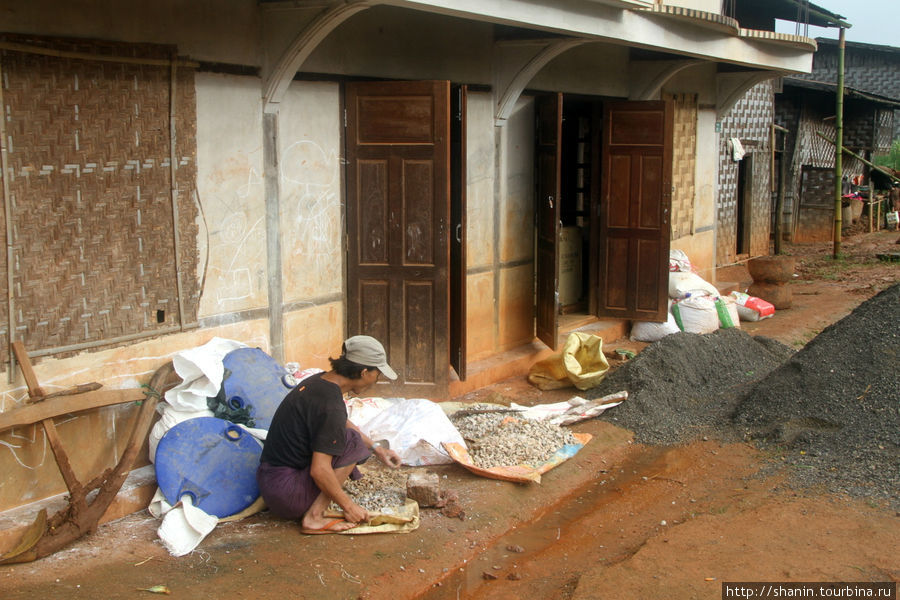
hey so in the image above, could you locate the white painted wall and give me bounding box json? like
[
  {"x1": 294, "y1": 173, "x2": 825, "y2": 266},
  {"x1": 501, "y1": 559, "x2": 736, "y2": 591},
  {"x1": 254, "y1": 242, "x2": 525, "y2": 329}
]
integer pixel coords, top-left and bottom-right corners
[
  {"x1": 195, "y1": 73, "x2": 268, "y2": 317},
  {"x1": 278, "y1": 81, "x2": 343, "y2": 303},
  {"x1": 466, "y1": 93, "x2": 496, "y2": 270},
  {"x1": 303, "y1": 6, "x2": 494, "y2": 84},
  {"x1": 663, "y1": 0, "x2": 723, "y2": 13},
  {"x1": 530, "y1": 43, "x2": 630, "y2": 97}
]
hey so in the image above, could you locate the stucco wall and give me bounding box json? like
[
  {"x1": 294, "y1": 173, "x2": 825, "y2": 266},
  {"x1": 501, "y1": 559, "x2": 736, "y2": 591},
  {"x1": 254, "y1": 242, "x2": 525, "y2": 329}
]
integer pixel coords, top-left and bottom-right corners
[
  {"x1": 278, "y1": 81, "x2": 346, "y2": 369},
  {"x1": 195, "y1": 73, "x2": 268, "y2": 316},
  {"x1": 465, "y1": 94, "x2": 536, "y2": 362}
]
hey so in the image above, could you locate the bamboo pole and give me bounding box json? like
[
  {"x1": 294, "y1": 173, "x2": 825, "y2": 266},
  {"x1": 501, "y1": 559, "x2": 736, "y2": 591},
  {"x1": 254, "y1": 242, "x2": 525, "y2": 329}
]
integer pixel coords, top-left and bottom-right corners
[
  {"x1": 833, "y1": 27, "x2": 845, "y2": 259},
  {"x1": 0, "y1": 59, "x2": 16, "y2": 383},
  {"x1": 774, "y1": 124, "x2": 789, "y2": 255},
  {"x1": 814, "y1": 132, "x2": 900, "y2": 183}
]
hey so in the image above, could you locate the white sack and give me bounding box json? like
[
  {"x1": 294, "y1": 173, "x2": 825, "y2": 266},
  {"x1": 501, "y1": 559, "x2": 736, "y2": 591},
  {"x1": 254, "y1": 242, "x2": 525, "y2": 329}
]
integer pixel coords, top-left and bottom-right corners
[
  {"x1": 151, "y1": 490, "x2": 218, "y2": 557},
  {"x1": 630, "y1": 311, "x2": 680, "y2": 342},
  {"x1": 164, "y1": 337, "x2": 247, "y2": 412},
  {"x1": 668, "y1": 249, "x2": 693, "y2": 273},
  {"x1": 671, "y1": 296, "x2": 720, "y2": 334},
  {"x1": 668, "y1": 271, "x2": 719, "y2": 299}
]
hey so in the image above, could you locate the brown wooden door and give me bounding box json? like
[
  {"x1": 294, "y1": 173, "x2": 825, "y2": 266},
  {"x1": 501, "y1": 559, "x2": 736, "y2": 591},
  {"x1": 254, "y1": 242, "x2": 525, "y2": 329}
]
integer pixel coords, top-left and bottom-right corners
[
  {"x1": 450, "y1": 84, "x2": 467, "y2": 381},
  {"x1": 535, "y1": 93, "x2": 562, "y2": 349},
  {"x1": 345, "y1": 81, "x2": 451, "y2": 397},
  {"x1": 598, "y1": 100, "x2": 672, "y2": 322}
]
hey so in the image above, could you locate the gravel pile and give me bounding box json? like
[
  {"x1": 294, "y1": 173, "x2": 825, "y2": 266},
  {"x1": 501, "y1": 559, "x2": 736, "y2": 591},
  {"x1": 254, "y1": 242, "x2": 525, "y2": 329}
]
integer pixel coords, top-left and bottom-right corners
[
  {"x1": 586, "y1": 327, "x2": 794, "y2": 445},
  {"x1": 733, "y1": 283, "x2": 899, "y2": 504},
  {"x1": 333, "y1": 466, "x2": 408, "y2": 512},
  {"x1": 451, "y1": 410, "x2": 577, "y2": 468},
  {"x1": 584, "y1": 284, "x2": 898, "y2": 506}
]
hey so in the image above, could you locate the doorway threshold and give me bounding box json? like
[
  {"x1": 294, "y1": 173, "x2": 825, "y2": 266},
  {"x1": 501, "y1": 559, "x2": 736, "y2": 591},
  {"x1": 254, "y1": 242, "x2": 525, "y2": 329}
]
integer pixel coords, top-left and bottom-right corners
[{"x1": 449, "y1": 317, "x2": 628, "y2": 399}]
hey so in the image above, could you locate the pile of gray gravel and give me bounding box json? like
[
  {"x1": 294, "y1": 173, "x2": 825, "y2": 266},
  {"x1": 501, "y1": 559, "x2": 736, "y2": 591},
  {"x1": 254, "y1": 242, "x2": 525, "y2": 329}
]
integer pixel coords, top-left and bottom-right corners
[
  {"x1": 587, "y1": 283, "x2": 898, "y2": 506},
  {"x1": 732, "y1": 283, "x2": 899, "y2": 505},
  {"x1": 587, "y1": 327, "x2": 794, "y2": 445}
]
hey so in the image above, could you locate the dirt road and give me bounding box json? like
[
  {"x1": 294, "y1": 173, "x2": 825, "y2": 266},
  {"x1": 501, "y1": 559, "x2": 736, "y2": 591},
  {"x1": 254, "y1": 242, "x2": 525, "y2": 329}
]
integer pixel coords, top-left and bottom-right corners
[{"x1": 1, "y1": 231, "x2": 897, "y2": 599}]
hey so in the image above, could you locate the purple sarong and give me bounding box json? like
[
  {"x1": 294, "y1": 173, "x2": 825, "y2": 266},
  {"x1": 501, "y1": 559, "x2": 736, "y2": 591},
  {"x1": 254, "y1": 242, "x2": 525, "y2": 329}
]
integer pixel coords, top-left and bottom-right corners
[{"x1": 256, "y1": 428, "x2": 371, "y2": 520}]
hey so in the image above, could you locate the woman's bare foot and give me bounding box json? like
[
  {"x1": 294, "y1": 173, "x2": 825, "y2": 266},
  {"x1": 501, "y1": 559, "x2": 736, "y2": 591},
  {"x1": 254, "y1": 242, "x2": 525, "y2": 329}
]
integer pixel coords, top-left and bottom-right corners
[{"x1": 300, "y1": 511, "x2": 358, "y2": 534}]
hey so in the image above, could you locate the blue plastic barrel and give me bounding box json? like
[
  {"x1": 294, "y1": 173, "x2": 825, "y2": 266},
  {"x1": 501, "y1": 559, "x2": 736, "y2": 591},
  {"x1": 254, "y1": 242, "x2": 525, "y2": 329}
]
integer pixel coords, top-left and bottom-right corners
[
  {"x1": 221, "y1": 347, "x2": 294, "y2": 430},
  {"x1": 155, "y1": 417, "x2": 262, "y2": 518}
]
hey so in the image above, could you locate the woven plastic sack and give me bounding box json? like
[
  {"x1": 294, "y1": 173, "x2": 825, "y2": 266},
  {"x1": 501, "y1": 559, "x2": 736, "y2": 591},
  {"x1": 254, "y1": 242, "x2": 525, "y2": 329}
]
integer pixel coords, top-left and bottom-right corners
[
  {"x1": 528, "y1": 332, "x2": 610, "y2": 391},
  {"x1": 671, "y1": 296, "x2": 720, "y2": 334},
  {"x1": 714, "y1": 296, "x2": 741, "y2": 329},
  {"x1": 669, "y1": 271, "x2": 719, "y2": 299}
]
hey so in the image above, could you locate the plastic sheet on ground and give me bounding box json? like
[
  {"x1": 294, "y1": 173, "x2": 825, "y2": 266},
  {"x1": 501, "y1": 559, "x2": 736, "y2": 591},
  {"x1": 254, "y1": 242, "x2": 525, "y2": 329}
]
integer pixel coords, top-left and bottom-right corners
[
  {"x1": 442, "y1": 432, "x2": 592, "y2": 484},
  {"x1": 349, "y1": 397, "x2": 466, "y2": 466},
  {"x1": 510, "y1": 391, "x2": 627, "y2": 426},
  {"x1": 332, "y1": 499, "x2": 420, "y2": 535}
]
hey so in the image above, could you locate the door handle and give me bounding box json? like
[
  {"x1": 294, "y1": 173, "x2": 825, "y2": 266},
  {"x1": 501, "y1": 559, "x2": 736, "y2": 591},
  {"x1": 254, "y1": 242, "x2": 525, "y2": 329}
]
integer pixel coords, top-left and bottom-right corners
[
  {"x1": 455, "y1": 223, "x2": 462, "y2": 243},
  {"x1": 548, "y1": 195, "x2": 554, "y2": 209}
]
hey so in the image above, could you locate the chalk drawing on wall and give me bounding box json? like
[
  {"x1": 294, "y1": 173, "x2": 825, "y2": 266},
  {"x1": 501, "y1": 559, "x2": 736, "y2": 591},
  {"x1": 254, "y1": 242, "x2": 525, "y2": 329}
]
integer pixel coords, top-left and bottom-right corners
[
  {"x1": 203, "y1": 150, "x2": 267, "y2": 310},
  {"x1": 281, "y1": 140, "x2": 342, "y2": 293}
]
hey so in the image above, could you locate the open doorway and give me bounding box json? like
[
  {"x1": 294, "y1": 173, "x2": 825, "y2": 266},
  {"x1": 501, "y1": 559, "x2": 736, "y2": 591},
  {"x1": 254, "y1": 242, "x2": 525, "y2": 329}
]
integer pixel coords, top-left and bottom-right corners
[
  {"x1": 534, "y1": 94, "x2": 672, "y2": 349},
  {"x1": 736, "y1": 153, "x2": 754, "y2": 256},
  {"x1": 558, "y1": 97, "x2": 598, "y2": 318}
]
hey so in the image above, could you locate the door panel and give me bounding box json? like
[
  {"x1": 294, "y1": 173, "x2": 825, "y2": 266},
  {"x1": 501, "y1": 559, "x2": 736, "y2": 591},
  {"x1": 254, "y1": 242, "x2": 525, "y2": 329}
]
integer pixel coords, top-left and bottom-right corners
[
  {"x1": 347, "y1": 81, "x2": 450, "y2": 397},
  {"x1": 535, "y1": 93, "x2": 562, "y2": 349},
  {"x1": 450, "y1": 85, "x2": 467, "y2": 380},
  {"x1": 598, "y1": 100, "x2": 672, "y2": 322}
]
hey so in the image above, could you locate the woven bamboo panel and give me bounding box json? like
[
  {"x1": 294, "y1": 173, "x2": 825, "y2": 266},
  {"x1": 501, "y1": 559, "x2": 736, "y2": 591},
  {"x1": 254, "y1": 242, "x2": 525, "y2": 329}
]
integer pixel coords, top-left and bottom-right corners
[
  {"x1": 793, "y1": 43, "x2": 900, "y2": 141},
  {"x1": 875, "y1": 109, "x2": 894, "y2": 152},
  {"x1": 666, "y1": 93, "x2": 697, "y2": 240},
  {"x1": 795, "y1": 166, "x2": 835, "y2": 243},
  {"x1": 0, "y1": 36, "x2": 198, "y2": 364},
  {"x1": 748, "y1": 152, "x2": 771, "y2": 257},
  {"x1": 716, "y1": 81, "x2": 773, "y2": 265}
]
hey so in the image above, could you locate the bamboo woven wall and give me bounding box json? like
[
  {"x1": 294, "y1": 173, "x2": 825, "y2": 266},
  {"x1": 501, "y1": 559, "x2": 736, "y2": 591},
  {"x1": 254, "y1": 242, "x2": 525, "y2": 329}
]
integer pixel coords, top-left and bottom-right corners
[
  {"x1": 716, "y1": 80, "x2": 772, "y2": 265},
  {"x1": 666, "y1": 93, "x2": 698, "y2": 240},
  {"x1": 795, "y1": 166, "x2": 835, "y2": 243},
  {"x1": 793, "y1": 41, "x2": 900, "y2": 140},
  {"x1": 0, "y1": 35, "x2": 199, "y2": 365}
]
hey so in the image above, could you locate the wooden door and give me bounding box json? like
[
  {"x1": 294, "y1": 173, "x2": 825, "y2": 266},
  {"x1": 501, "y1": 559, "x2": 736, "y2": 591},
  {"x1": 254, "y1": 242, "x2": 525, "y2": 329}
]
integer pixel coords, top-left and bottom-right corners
[
  {"x1": 535, "y1": 93, "x2": 562, "y2": 349},
  {"x1": 598, "y1": 100, "x2": 672, "y2": 322},
  {"x1": 345, "y1": 81, "x2": 451, "y2": 397},
  {"x1": 450, "y1": 84, "x2": 467, "y2": 381}
]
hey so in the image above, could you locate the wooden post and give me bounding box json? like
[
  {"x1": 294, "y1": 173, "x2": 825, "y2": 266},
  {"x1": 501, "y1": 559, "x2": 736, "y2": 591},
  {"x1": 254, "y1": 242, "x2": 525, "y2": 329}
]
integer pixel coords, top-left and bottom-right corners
[{"x1": 833, "y1": 27, "x2": 845, "y2": 258}]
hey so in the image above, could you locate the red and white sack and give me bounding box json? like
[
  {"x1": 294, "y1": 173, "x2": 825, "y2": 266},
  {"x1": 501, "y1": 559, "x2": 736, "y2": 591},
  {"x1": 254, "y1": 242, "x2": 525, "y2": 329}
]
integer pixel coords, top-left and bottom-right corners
[
  {"x1": 669, "y1": 271, "x2": 719, "y2": 299},
  {"x1": 669, "y1": 249, "x2": 693, "y2": 272},
  {"x1": 670, "y1": 296, "x2": 720, "y2": 334},
  {"x1": 729, "y1": 291, "x2": 775, "y2": 322}
]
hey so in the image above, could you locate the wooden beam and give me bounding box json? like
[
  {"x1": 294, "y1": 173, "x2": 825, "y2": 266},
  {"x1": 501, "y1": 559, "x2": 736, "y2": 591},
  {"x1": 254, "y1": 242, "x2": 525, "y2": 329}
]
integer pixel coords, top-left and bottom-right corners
[{"x1": 0, "y1": 388, "x2": 143, "y2": 433}]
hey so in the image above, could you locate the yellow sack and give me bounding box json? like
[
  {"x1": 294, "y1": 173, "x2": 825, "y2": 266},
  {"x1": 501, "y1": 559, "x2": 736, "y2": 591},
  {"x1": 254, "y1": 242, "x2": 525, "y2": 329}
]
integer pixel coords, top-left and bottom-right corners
[{"x1": 528, "y1": 332, "x2": 610, "y2": 391}]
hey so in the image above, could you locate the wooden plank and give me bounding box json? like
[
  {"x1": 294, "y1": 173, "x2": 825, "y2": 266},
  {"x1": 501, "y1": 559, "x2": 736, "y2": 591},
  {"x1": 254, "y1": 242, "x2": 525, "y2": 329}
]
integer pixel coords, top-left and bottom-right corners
[
  {"x1": 0, "y1": 388, "x2": 143, "y2": 433},
  {"x1": 10, "y1": 342, "x2": 83, "y2": 493},
  {"x1": 40, "y1": 417, "x2": 83, "y2": 495},
  {"x1": 12, "y1": 341, "x2": 45, "y2": 398}
]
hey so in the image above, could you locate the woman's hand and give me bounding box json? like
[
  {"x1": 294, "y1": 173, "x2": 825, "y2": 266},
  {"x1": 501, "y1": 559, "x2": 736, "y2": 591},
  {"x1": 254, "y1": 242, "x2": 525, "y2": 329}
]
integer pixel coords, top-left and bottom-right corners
[{"x1": 374, "y1": 446, "x2": 402, "y2": 468}]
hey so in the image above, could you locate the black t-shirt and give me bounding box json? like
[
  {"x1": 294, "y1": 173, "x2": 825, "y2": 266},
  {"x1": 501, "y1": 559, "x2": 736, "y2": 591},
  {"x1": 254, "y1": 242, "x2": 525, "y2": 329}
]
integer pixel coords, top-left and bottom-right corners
[{"x1": 260, "y1": 372, "x2": 347, "y2": 469}]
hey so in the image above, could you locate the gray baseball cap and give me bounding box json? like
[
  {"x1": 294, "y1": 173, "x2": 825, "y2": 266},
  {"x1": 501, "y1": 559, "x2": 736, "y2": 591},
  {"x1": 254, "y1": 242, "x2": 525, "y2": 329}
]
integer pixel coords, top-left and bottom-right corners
[{"x1": 343, "y1": 335, "x2": 398, "y2": 380}]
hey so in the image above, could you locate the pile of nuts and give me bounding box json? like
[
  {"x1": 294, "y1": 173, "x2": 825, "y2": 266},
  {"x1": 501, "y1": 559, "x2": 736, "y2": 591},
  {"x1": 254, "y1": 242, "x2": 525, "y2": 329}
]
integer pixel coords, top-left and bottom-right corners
[
  {"x1": 332, "y1": 465, "x2": 408, "y2": 512},
  {"x1": 450, "y1": 407, "x2": 578, "y2": 469}
]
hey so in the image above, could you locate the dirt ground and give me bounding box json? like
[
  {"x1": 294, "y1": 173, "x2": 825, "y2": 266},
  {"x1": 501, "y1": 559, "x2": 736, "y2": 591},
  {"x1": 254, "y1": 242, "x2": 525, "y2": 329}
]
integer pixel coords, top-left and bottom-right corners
[{"x1": 1, "y1": 230, "x2": 898, "y2": 599}]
